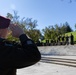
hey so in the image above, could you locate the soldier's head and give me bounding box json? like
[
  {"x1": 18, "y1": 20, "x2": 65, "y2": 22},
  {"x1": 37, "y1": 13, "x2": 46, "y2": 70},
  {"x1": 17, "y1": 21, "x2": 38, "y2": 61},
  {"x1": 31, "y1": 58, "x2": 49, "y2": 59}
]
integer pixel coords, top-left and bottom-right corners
[{"x1": 0, "y1": 16, "x2": 11, "y2": 38}]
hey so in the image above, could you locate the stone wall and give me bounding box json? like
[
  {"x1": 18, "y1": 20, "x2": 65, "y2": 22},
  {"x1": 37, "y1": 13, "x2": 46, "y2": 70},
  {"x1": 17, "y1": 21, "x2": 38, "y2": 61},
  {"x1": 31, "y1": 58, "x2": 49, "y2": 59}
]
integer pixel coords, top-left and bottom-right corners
[{"x1": 38, "y1": 45, "x2": 76, "y2": 56}]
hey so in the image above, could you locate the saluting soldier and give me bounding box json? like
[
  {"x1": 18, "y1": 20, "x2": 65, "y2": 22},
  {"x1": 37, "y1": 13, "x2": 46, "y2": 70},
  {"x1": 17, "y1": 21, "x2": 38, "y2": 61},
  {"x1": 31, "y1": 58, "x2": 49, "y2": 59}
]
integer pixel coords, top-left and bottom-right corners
[{"x1": 0, "y1": 16, "x2": 41, "y2": 75}]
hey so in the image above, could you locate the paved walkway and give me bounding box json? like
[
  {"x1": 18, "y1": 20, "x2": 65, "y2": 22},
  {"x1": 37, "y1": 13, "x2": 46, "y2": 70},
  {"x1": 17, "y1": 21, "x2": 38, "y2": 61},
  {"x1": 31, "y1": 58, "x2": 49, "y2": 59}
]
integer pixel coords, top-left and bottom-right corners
[{"x1": 17, "y1": 56, "x2": 76, "y2": 75}]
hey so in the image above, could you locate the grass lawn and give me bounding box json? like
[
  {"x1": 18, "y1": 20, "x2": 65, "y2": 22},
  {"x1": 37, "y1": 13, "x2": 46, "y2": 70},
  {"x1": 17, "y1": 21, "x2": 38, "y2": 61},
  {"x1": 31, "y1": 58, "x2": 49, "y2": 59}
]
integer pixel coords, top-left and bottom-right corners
[{"x1": 65, "y1": 31, "x2": 76, "y2": 42}]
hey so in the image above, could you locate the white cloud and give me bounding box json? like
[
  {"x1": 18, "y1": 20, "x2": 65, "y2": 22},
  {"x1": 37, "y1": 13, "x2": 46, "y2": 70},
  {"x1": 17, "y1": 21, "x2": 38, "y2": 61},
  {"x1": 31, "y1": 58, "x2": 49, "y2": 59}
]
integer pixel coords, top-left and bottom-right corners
[{"x1": 10, "y1": 4, "x2": 16, "y2": 10}]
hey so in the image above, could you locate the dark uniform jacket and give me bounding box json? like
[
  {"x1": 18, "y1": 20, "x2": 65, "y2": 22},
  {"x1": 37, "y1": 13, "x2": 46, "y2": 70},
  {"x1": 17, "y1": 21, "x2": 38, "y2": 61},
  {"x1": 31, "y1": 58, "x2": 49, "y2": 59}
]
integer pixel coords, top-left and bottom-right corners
[{"x1": 0, "y1": 34, "x2": 41, "y2": 75}]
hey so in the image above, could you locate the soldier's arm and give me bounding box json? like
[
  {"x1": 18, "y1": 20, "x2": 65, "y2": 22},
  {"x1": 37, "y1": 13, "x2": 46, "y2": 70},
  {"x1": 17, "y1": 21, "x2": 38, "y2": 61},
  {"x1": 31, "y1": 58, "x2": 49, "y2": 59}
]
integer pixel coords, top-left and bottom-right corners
[{"x1": 0, "y1": 34, "x2": 41, "y2": 69}]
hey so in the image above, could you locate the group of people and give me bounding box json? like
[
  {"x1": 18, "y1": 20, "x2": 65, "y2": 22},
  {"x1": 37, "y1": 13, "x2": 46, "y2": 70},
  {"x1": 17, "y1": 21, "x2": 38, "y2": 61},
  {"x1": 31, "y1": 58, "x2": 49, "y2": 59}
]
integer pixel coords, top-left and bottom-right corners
[
  {"x1": 37, "y1": 33, "x2": 74, "y2": 46},
  {"x1": 57, "y1": 34, "x2": 74, "y2": 45}
]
